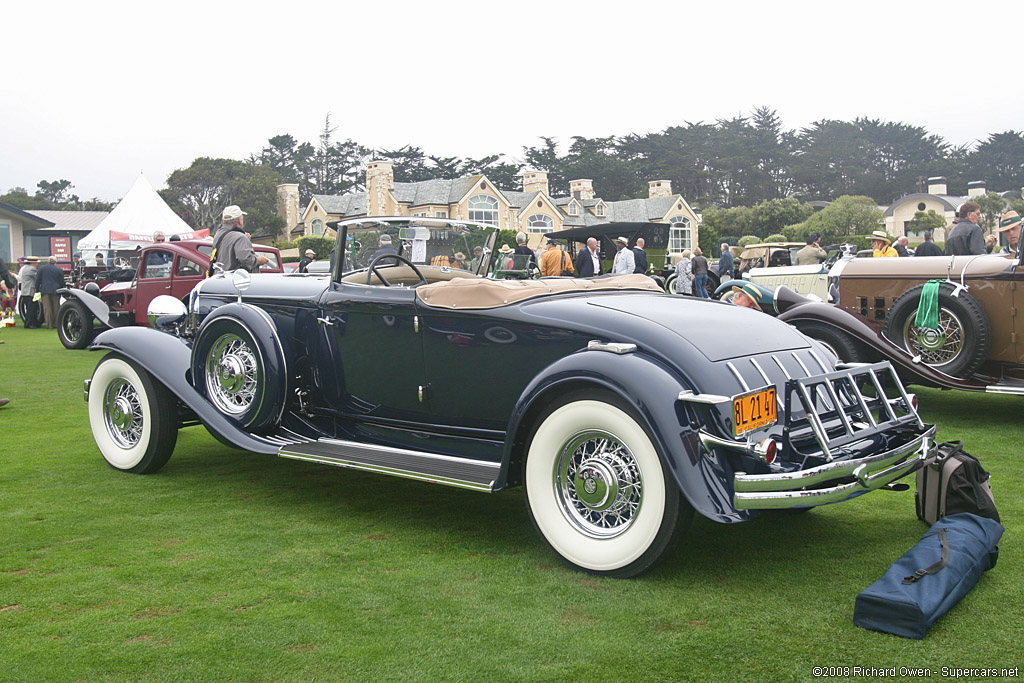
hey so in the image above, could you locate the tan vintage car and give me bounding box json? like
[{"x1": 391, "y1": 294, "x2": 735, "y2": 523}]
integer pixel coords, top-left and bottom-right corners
[{"x1": 777, "y1": 251, "x2": 1024, "y2": 394}]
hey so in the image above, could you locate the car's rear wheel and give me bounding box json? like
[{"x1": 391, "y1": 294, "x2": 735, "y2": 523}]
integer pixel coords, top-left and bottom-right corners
[
  {"x1": 794, "y1": 321, "x2": 863, "y2": 363},
  {"x1": 88, "y1": 354, "x2": 177, "y2": 473},
  {"x1": 57, "y1": 299, "x2": 94, "y2": 349},
  {"x1": 524, "y1": 391, "x2": 691, "y2": 578},
  {"x1": 883, "y1": 283, "x2": 989, "y2": 377}
]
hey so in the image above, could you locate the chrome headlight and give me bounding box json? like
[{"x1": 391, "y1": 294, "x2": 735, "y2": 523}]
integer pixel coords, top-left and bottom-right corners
[{"x1": 147, "y1": 295, "x2": 188, "y2": 330}]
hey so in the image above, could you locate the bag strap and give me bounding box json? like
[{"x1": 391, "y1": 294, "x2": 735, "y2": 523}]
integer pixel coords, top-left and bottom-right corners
[{"x1": 902, "y1": 527, "x2": 949, "y2": 584}]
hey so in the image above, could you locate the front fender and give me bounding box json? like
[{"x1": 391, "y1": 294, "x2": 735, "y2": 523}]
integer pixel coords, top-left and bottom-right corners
[
  {"x1": 502, "y1": 349, "x2": 751, "y2": 523},
  {"x1": 59, "y1": 287, "x2": 111, "y2": 327},
  {"x1": 777, "y1": 301, "x2": 987, "y2": 391},
  {"x1": 89, "y1": 326, "x2": 280, "y2": 454}
]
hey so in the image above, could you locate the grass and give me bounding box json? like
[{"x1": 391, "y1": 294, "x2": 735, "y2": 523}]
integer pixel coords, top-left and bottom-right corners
[{"x1": 1, "y1": 324, "x2": 1021, "y2": 681}]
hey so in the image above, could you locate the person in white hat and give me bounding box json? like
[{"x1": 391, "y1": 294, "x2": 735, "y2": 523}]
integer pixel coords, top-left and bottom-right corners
[
  {"x1": 869, "y1": 231, "x2": 898, "y2": 258},
  {"x1": 611, "y1": 236, "x2": 635, "y2": 274},
  {"x1": 212, "y1": 205, "x2": 268, "y2": 273},
  {"x1": 299, "y1": 248, "x2": 316, "y2": 273}
]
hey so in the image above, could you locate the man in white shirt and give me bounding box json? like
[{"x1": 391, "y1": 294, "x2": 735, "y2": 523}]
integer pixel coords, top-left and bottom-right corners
[{"x1": 611, "y1": 236, "x2": 635, "y2": 274}]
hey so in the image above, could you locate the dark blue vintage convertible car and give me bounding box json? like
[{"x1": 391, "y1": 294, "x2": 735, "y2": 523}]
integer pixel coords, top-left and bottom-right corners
[{"x1": 84, "y1": 217, "x2": 936, "y2": 577}]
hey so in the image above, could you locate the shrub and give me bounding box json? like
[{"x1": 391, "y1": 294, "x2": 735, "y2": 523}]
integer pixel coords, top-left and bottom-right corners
[
  {"x1": 295, "y1": 235, "x2": 335, "y2": 261},
  {"x1": 737, "y1": 235, "x2": 761, "y2": 247}
]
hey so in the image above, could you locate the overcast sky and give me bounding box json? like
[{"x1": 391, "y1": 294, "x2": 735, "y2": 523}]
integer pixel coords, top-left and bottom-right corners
[{"x1": 3, "y1": 0, "x2": 1021, "y2": 203}]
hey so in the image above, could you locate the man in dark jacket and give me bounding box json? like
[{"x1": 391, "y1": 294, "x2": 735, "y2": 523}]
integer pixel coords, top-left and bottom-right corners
[
  {"x1": 944, "y1": 202, "x2": 989, "y2": 256},
  {"x1": 913, "y1": 231, "x2": 943, "y2": 257},
  {"x1": 717, "y1": 243, "x2": 734, "y2": 281},
  {"x1": 298, "y1": 249, "x2": 315, "y2": 273},
  {"x1": 632, "y1": 238, "x2": 648, "y2": 274},
  {"x1": 574, "y1": 237, "x2": 602, "y2": 277},
  {"x1": 35, "y1": 256, "x2": 65, "y2": 329}
]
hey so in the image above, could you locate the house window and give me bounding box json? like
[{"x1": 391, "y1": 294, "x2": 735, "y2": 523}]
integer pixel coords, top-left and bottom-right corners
[
  {"x1": 435, "y1": 210, "x2": 448, "y2": 218},
  {"x1": 468, "y1": 194, "x2": 499, "y2": 225},
  {"x1": 569, "y1": 203, "x2": 579, "y2": 216},
  {"x1": 669, "y1": 217, "x2": 691, "y2": 252},
  {"x1": 527, "y1": 214, "x2": 554, "y2": 233},
  {"x1": 312, "y1": 218, "x2": 324, "y2": 236},
  {"x1": 596, "y1": 205, "x2": 605, "y2": 217},
  {"x1": 0, "y1": 223, "x2": 10, "y2": 263}
]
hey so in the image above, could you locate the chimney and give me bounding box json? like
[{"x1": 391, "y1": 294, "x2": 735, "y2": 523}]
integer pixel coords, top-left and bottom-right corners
[
  {"x1": 967, "y1": 180, "x2": 987, "y2": 197},
  {"x1": 522, "y1": 170, "x2": 549, "y2": 196},
  {"x1": 276, "y1": 183, "x2": 300, "y2": 237},
  {"x1": 569, "y1": 179, "x2": 594, "y2": 201},
  {"x1": 366, "y1": 160, "x2": 394, "y2": 216},
  {"x1": 649, "y1": 180, "x2": 672, "y2": 198},
  {"x1": 926, "y1": 176, "x2": 947, "y2": 195}
]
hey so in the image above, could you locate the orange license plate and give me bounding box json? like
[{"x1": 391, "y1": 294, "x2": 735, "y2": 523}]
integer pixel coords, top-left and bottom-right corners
[{"x1": 732, "y1": 386, "x2": 778, "y2": 437}]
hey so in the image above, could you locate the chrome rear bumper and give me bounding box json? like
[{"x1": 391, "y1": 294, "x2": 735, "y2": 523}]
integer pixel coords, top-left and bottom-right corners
[{"x1": 733, "y1": 426, "x2": 935, "y2": 509}]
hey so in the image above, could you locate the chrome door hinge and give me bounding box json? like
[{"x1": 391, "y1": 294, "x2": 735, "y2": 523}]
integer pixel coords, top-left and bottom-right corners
[
  {"x1": 317, "y1": 317, "x2": 334, "y2": 326},
  {"x1": 414, "y1": 315, "x2": 420, "y2": 333}
]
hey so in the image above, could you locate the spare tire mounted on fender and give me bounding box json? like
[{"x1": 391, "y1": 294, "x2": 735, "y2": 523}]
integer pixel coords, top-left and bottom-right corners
[
  {"x1": 882, "y1": 282, "x2": 990, "y2": 377},
  {"x1": 192, "y1": 305, "x2": 287, "y2": 433}
]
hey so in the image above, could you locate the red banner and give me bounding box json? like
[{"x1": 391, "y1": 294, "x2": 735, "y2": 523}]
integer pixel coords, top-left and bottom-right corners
[{"x1": 107, "y1": 229, "x2": 210, "y2": 242}]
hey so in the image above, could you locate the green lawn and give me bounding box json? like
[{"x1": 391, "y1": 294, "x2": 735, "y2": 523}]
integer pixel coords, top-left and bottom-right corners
[{"x1": 1, "y1": 324, "x2": 1020, "y2": 681}]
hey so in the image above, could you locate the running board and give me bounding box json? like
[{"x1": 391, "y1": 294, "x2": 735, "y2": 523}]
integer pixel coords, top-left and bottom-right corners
[
  {"x1": 986, "y1": 384, "x2": 1024, "y2": 395},
  {"x1": 278, "y1": 438, "x2": 501, "y2": 492}
]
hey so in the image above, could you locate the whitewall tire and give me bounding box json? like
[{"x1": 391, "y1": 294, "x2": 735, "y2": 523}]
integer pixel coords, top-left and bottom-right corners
[
  {"x1": 524, "y1": 392, "x2": 690, "y2": 577},
  {"x1": 88, "y1": 354, "x2": 178, "y2": 474}
]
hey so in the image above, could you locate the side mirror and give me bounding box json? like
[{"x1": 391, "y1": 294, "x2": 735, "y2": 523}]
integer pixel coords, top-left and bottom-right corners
[{"x1": 231, "y1": 269, "x2": 251, "y2": 302}]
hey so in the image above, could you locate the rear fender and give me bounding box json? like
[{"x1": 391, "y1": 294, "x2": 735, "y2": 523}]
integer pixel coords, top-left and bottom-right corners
[
  {"x1": 89, "y1": 326, "x2": 280, "y2": 454},
  {"x1": 503, "y1": 349, "x2": 750, "y2": 523},
  {"x1": 777, "y1": 301, "x2": 987, "y2": 391}
]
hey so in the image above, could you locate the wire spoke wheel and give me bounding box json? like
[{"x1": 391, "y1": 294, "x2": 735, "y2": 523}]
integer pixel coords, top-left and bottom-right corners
[
  {"x1": 205, "y1": 333, "x2": 259, "y2": 416},
  {"x1": 903, "y1": 309, "x2": 965, "y2": 365},
  {"x1": 103, "y1": 378, "x2": 144, "y2": 448}
]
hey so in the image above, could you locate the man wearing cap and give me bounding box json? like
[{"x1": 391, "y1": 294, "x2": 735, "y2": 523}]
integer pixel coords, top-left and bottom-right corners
[
  {"x1": 298, "y1": 249, "x2": 315, "y2": 273},
  {"x1": 540, "y1": 239, "x2": 566, "y2": 276},
  {"x1": 944, "y1": 202, "x2": 987, "y2": 256},
  {"x1": 730, "y1": 282, "x2": 763, "y2": 311},
  {"x1": 35, "y1": 256, "x2": 65, "y2": 329},
  {"x1": 373, "y1": 234, "x2": 398, "y2": 262},
  {"x1": 995, "y1": 210, "x2": 1022, "y2": 256},
  {"x1": 869, "y1": 231, "x2": 898, "y2": 258},
  {"x1": 212, "y1": 205, "x2": 268, "y2": 273},
  {"x1": 18, "y1": 256, "x2": 40, "y2": 328},
  {"x1": 913, "y1": 230, "x2": 944, "y2": 257},
  {"x1": 574, "y1": 237, "x2": 602, "y2": 277},
  {"x1": 611, "y1": 236, "x2": 635, "y2": 275}
]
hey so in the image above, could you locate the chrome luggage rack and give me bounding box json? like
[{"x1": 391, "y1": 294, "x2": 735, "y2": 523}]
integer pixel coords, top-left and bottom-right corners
[{"x1": 784, "y1": 362, "x2": 924, "y2": 461}]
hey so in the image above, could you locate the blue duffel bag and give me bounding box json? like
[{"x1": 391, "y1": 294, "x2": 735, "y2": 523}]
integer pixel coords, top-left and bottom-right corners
[{"x1": 854, "y1": 513, "x2": 1003, "y2": 639}]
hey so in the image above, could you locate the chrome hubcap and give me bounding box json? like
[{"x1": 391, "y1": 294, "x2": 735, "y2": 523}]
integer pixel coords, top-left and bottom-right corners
[
  {"x1": 63, "y1": 308, "x2": 82, "y2": 342},
  {"x1": 555, "y1": 430, "x2": 642, "y2": 539},
  {"x1": 104, "y1": 379, "x2": 142, "y2": 448},
  {"x1": 905, "y1": 309, "x2": 964, "y2": 366},
  {"x1": 205, "y1": 333, "x2": 258, "y2": 416}
]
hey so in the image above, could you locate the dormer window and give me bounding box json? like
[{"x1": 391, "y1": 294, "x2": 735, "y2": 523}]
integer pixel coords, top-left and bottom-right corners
[
  {"x1": 569, "y1": 203, "x2": 579, "y2": 216},
  {"x1": 596, "y1": 204, "x2": 605, "y2": 217}
]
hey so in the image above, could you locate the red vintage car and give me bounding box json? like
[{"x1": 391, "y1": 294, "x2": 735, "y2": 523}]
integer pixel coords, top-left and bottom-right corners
[{"x1": 57, "y1": 239, "x2": 282, "y2": 349}]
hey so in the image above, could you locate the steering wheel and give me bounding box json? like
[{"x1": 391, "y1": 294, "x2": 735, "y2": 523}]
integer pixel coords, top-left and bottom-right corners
[{"x1": 366, "y1": 253, "x2": 428, "y2": 287}]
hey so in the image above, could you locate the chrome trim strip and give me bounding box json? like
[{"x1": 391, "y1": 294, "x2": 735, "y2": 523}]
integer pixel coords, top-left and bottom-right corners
[
  {"x1": 279, "y1": 452, "x2": 495, "y2": 492},
  {"x1": 83, "y1": 379, "x2": 91, "y2": 403},
  {"x1": 986, "y1": 384, "x2": 1024, "y2": 395},
  {"x1": 773, "y1": 354, "x2": 793, "y2": 380},
  {"x1": 677, "y1": 390, "x2": 730, "y2": 405},
  {"x1": 587, "y1": 340, "x2": 637, "y2": 355},
  {"x1": 725, "y1": 361, "x2": 750, "y2": 391}
]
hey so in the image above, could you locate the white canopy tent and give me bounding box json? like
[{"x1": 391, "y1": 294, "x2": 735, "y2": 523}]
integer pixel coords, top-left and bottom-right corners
[{"x1": 76, "y1": 174, "x2": 203, "y2": 252}]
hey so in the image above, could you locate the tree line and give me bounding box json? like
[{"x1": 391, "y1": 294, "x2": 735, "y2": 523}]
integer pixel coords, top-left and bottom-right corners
[{"x1": 5, "y1": 108, "x2": 1022, "y2": 241}]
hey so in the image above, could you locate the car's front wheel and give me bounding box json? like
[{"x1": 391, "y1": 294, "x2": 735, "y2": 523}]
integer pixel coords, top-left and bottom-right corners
[
  {"x1": 88, "y1": 354, "x2": 178, "y2": 473},
  {"x1": 57, "y1": 299, "x2": 94, "y2": 349},
  {"x1": 524, "y1": 391, "x2": 691, "y2": 578}
]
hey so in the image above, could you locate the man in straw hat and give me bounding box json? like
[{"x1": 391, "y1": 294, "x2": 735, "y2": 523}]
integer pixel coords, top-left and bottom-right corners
[
  {"x1": 995, "y1": 210, "x2": 1022, "y2": 256},
  {"x1": 869, "y1": 231, "x2": 898, "y2": 258},
  {"x1": 944, "y1": 201, "x2": 987, "y2": 256},
  {"x1": 611, "y1": 236, "x2": 635, "y2": 274},
  {"x1": 730, "y1": 282, "x2": 763, "y2": 311}
]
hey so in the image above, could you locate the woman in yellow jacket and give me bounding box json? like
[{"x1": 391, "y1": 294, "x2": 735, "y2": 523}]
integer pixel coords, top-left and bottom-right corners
[{"x1": 870, "y1": 230, "x2": 898, "y2": 257}]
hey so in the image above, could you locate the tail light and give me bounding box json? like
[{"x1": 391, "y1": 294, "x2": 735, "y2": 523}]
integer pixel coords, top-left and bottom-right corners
[{"x1": 754, "y1": 438, "x2": 778, "y2": 464}]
